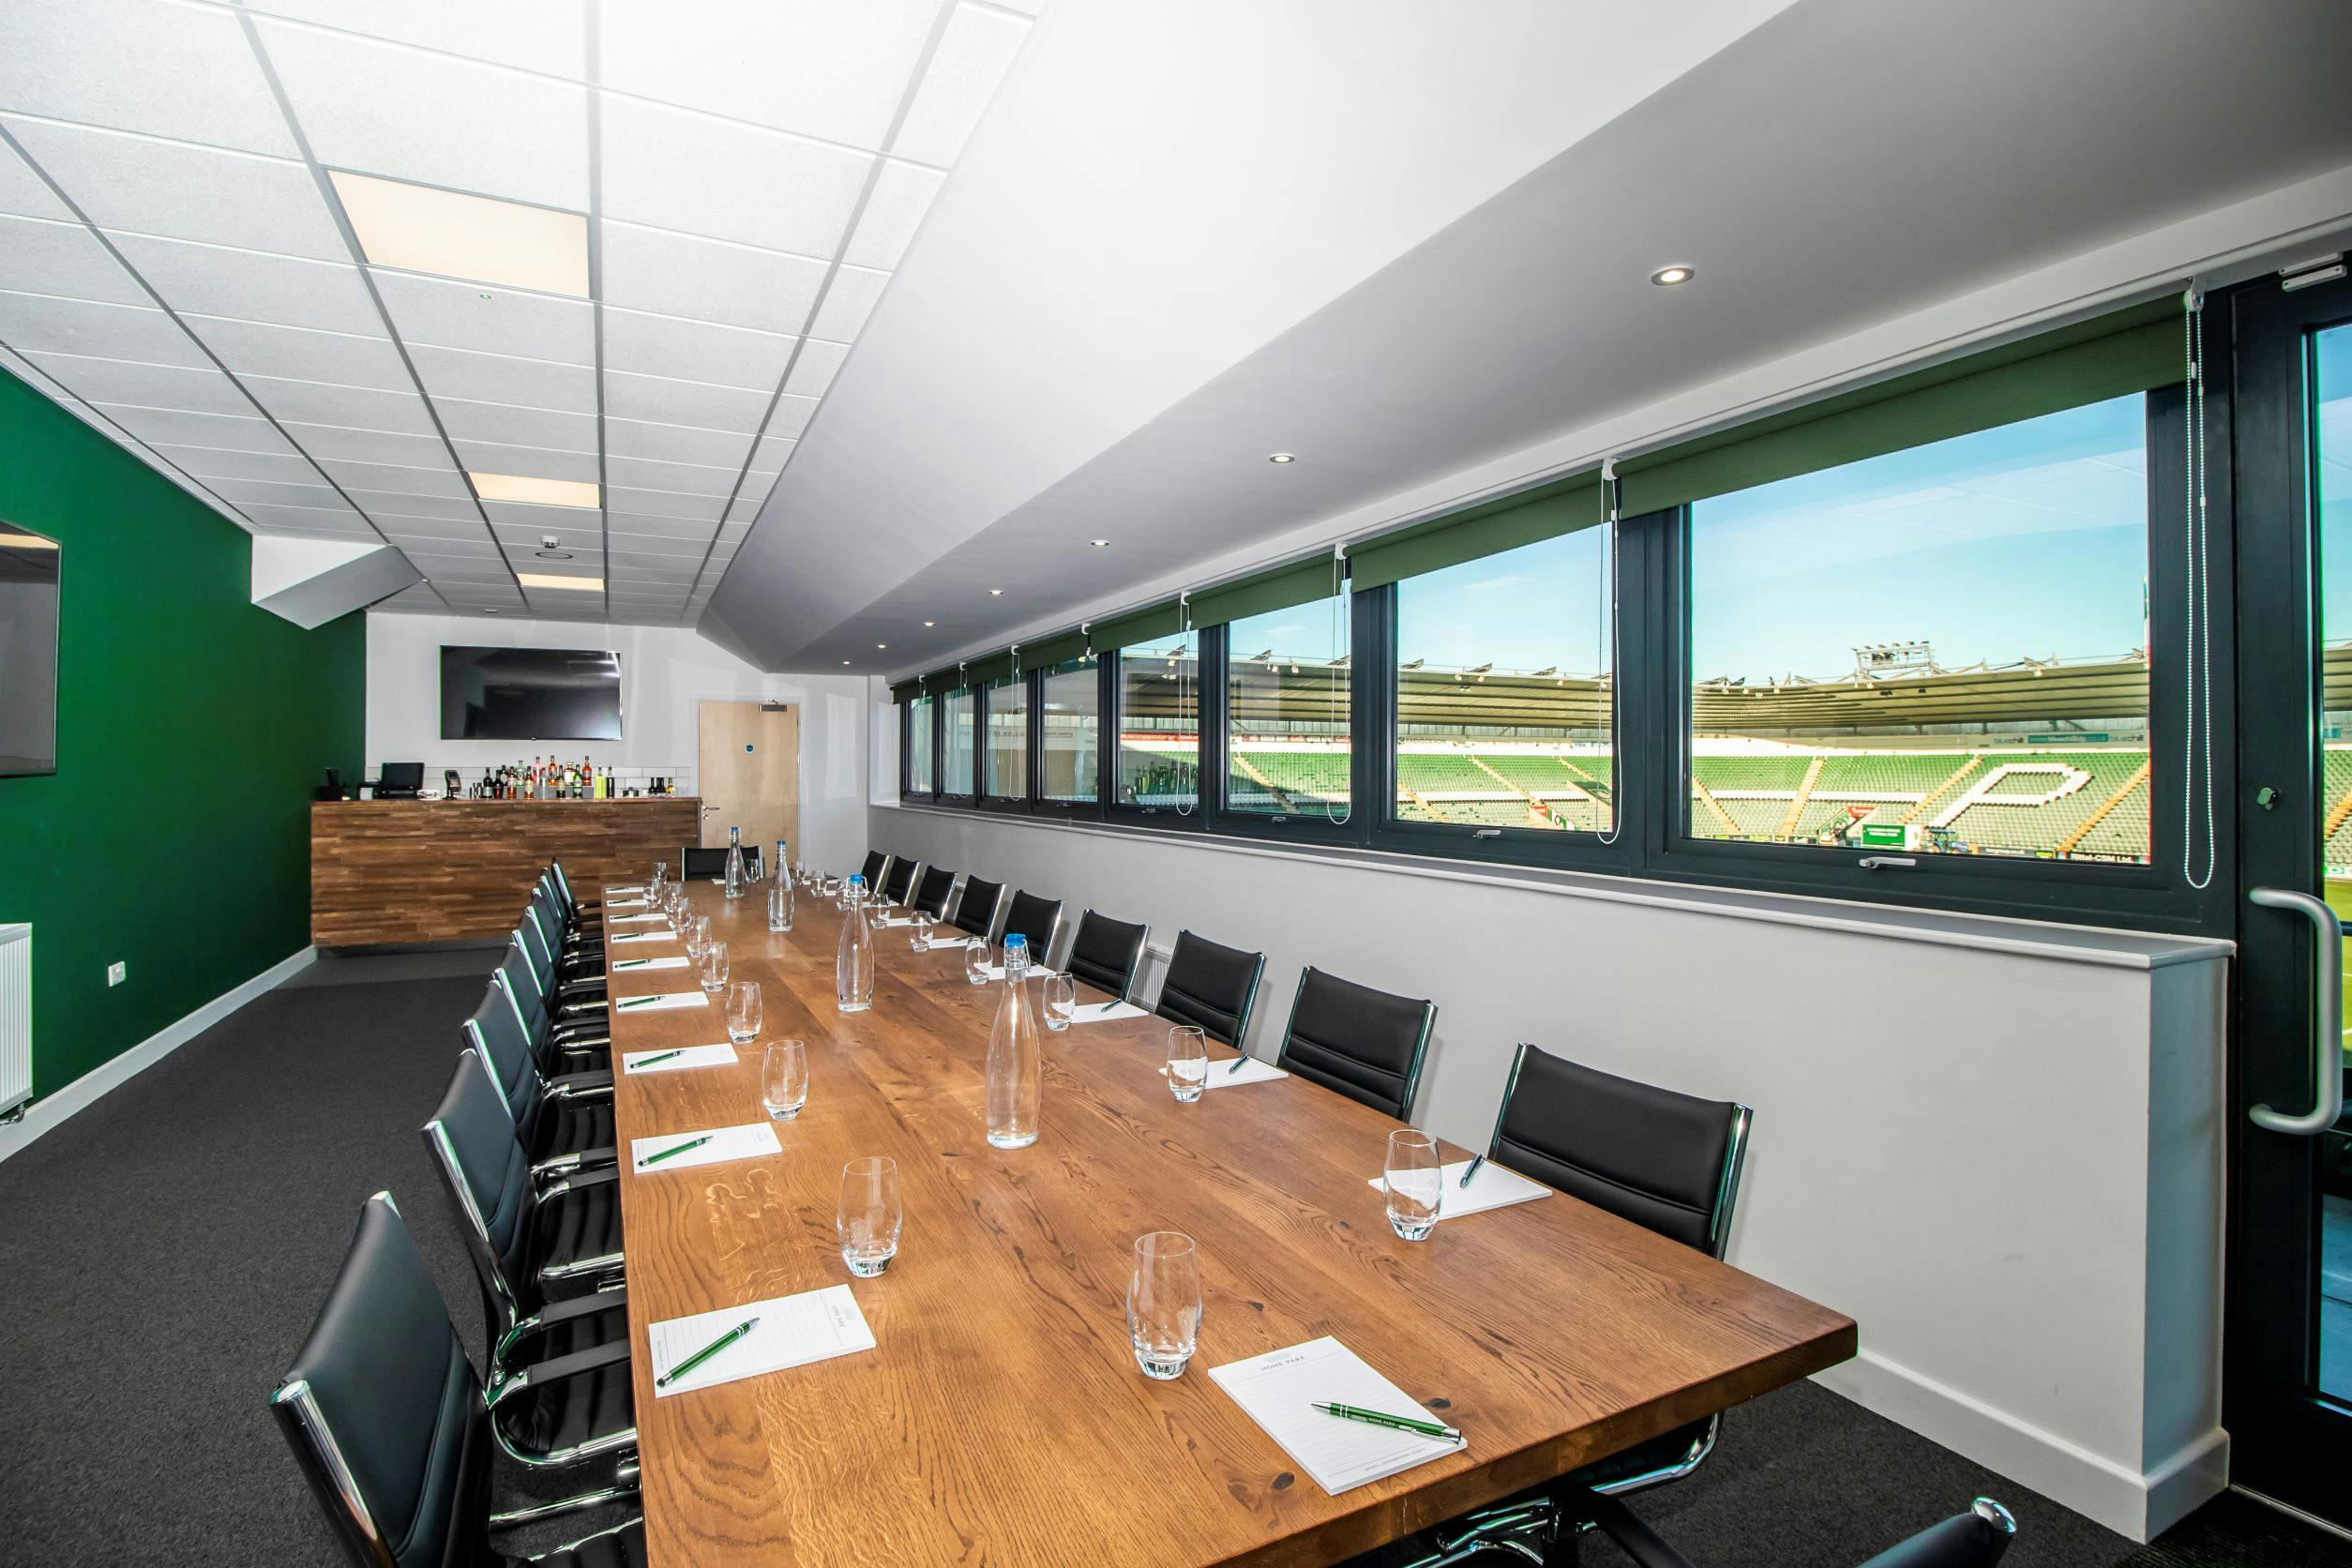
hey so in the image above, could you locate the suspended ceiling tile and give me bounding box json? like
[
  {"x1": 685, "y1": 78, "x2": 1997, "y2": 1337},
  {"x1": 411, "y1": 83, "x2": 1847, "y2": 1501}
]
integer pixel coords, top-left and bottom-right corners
[
  {"x1": 761, "y1": 398, "x2": 819, "y2": 442},
  {"x1": 481, "y1": 497, "x2": 603, "y2": 534},
  {"x1": 0, "y1": 214, "x2": 148, "y2": 304},
  {"x1": 598, "y1": 0, "x2": 935, "y2": 149},
  {"x1": 597, "y1": 219, "x2": 825, "y2": 336},
  {"x1": 23, "y1": 351, "x2": 255, "y2": 415},
  {"x1": 602, "y1": 415, "x2": 752, "y2": 469},
  {"x1": 370, "y1": 269, "x2": 595, "y2": 365},
  {"x1": 150, "y1": 443, "x2": 321, "y2": 484},
  {"x1": 842, "y1": 158, "x2": 943, "y2": 271},
  {"x1": 782, "y1": 339, "x2": 849, "y2": 400},
  {"x1": 206, "y1": 475, "x2": 351, "y2": 510},
  {"x1": 807, "y1": 264, "x2": 889, "y2": 340},
  {"x1": 3, "y1": 117, "x2": 346, "y2": 261},
  {"x1": 240, "y1": 0, "x2": 589, "y2": 80},
  {"x1": 601, "y1": 308, "x2": 792, "y2": 391},
  {"x1": 104, "y1": 233, "x2": 384, "y2": 335},
  {"x1": 750, "y1": 431, "x2": 799, "y2": 470},
  {"x1": 249, "y1": 518, "x2": 382, "y2": 540},
  {"x1": 0, "y1": 131, "x2": 71, "y2": 221},
  {"x1": 93, "y1": 400, "x2": 294, "y2": 452},
  {"x1": 381, "y1": 514, "x2": 499, "y2": 542},
  {"x1": 602, "y1": 369, "x2": 771, "y2": 433},
  {"x1": 277, "y1": 418, "x2": 449, "y2": 466},
  {"x1": 890, "y1": 2, "x2": 1030, "y2": 168},
  {"x1": 607, "y1": 511, "x2": 716, "y2": 543},
  {"x1": 0, "y1": 291, "x2": 205, "y2": 363},
  {"x1": 318, "y1": 457, "x2": 467, "y2": 498},
  {"x1": 450, "y1": 439, "x2": 599, "y2": 485},
  {"x1": 240, "y1": 372, "x2": 436, "y2": 433},
  {"x1": 599, "y1": 95, "x2": 870, "y2": 258},
  {"x1": 723, "y1": 493, "x2": 765, "y2": 525},
  {"x1": 606, "y1": 453, "x2": 741, "y2": 499},
  {"x1": 0, "y1": 0, "x2": 297, "y2": 158},
  {"x1": 407, "y1": 340, "x2": 596, "y2": 413},
  {"x1": 349, "y1": 489, "x2": 481, "y2": 523},
  {"x1": 181, "y1": 313, "x2": 411, "y2": 390},
  {"x1": 608, "y1": 546, "x2": 710, "y2": 571},
  {"x1": 252, "y1": 18, "x2": 590, "y2": 209},
  {"x1": 603, "y1": 484, "x2": 722, "y2": 522},
  {"x1": 432, "y1": 396, "x2": 595, "y2": 453}
]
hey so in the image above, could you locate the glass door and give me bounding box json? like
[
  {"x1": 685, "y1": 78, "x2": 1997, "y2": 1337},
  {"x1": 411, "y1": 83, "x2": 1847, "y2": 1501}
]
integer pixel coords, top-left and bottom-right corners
[{"x1": 2231, "y1": 271, "x2": 2352, "y2": 1526}]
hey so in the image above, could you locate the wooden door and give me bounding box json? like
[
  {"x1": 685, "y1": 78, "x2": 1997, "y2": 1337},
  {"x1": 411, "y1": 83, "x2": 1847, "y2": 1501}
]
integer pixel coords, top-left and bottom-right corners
[{"x1": 695, "y1": 701, "x2": 800, "y2": 858}]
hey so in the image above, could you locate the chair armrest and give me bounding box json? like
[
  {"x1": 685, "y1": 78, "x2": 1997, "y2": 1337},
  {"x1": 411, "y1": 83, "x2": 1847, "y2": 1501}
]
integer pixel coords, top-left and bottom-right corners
[
  {"x1": 1584, "y1": 1496, "x2": 1696, "y2": 1568},
  {"x1": 532, "y1": 1145, "x2": 617, "y2": 1181},
  {"x1": 547, "y1": 1068, "x2": 614, "y2": 1099},
  {"x1": 492, "y1": 1286, "x2": 628, "y2": 1368},
  {"x1": 489, "y1": 1338, "x2": 633, "y2": 1408},
  {"x1": 544, "y1": 1165, "x2": 622, "y2": 1199}
]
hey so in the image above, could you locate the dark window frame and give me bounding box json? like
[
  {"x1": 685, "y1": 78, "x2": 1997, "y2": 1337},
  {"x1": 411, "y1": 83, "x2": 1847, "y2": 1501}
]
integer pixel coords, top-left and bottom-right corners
[
  {"x1": 1104, "y1": 626, "x2": 1208, "y2": 831},
  {"x1": 1208, "y1": 593, "x2": 1371, "y2": 847},
  {"x1": 976, "y1": 671, "x2": 1033, "y2": 812},
  {"x1": 899, "y1": 693, "x2": 940, "y2": 802},
  {"x1": 939, "y1": 684, "x2": 979, "y2": 804},
  {"x1": 1034, "y1": 655, "x2": 1105, "y2": 817}
]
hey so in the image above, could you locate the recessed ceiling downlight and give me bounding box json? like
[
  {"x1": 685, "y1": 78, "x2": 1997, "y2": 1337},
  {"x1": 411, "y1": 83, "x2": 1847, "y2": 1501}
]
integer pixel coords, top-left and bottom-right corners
[
  {"x1": 1650, "y1": 264, "x2": 1696, "y2": 286},
  {"x1": 1268, "y1": 452, "x2": 1297, "y2": 464}
]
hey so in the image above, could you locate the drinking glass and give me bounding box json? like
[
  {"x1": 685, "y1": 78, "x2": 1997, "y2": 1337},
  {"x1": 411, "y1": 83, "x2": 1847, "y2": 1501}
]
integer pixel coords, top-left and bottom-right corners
[
  {"x1": 837, "y1": 1156, "x2": 902, "y2": 1276},
  {"x1": 690, "y1": 914, "x2": 712, "y2": 958},
  {"x1": 1166, "y1": 1025, "x2": 1208, "y2": 1101},
  {"x1": 1043, "y1": 972, "x2": 1077, "y2": 1032},
  {"x1": 1125, "y1": 1231, "x2": 1202, "y2": 1380},
  {"x1": 911, "y1": 911, "x2": 934, "y2": 950},
  {"x1": 761, "y1": 1039, "x2": 808, "y2": 1121},
  {"x1": 725, "y1": 980, "x2": 761, "y2": 1045},
  {"x1": 1384, "y1": 1129, "x2": 1443, "y2": 1241},
  {"x1": 965, "y1": 938, "x2": 991, "y2": 986},
  {"x1": 699, "y1": 940, "x2": 730, "y2": 994}
]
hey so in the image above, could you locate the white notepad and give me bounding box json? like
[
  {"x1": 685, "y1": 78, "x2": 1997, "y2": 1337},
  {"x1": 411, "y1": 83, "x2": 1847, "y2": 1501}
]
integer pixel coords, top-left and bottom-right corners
[
  {"x1": 630, "y1": 1121, "x2": 780, "y2": 1173},
  {"x1": 1206, "y1": 1056, "x2": 1289, "y2": 1088},
  {"x1": 1364, "y1": 1159, "x2": 1550, "y2": 1221},
  {"x1": 612, "y1": 990, "x2": 708, "y2": 1014},
  {"x1": 923, "y1": 936, "x2": 974, "y2": 952},
  {"x1": 604, "y1": 884, "x2": 645, "y2": 895},
  {"x1": 609, "y1": 930, "x2": 677, "y2": 945},
  {"x1": 609, "y1": 913, "x2": 666, "y2": 925},
  {"x1": 873, "y1": 913, "x2": 917, "y2": 927},
  {"x1": 622, "y1": 1042, "x2": 738, "y2": 1075},
  {"x1": 649, "y1": 1285, "x2": 876, "y2": 1398},
  {"x1": 1207, "y1": 1336, "x2": 1465, "y2": 1495},
  {"x1": 605, "y1": 897, "x2": 650, "y2": 910},
  {"x1": 1065, "y1": 999, "x2": 1149, "y2": 1024},
  {"x1": 611, "y1": 955, "x2": 689, "y2": 972}
]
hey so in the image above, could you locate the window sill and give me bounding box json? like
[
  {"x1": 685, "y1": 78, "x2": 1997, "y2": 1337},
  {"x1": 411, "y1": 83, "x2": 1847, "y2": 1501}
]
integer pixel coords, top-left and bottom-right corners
[{"x1": 874, "y1": 800, "x2": 2232, "y2": 972}]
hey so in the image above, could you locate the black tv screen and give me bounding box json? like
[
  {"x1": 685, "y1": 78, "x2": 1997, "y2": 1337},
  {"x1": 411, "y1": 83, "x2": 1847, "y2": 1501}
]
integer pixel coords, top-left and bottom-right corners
[
  {"x1": 440, "y1": 645, "x2": 623, "y2": 741},
  {"x1": 0, "y1": 523, "x2": 60, "y2": 776}
]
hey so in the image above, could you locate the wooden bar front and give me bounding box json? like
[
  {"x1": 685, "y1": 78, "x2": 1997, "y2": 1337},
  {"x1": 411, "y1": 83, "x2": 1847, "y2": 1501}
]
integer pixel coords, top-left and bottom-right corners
[
  {"x1": 610, "y1": 884, "x2": 1857, "y2": 1566},
  {"x1": 310, "y1": 798, "x2": 699, "y2": 947}
]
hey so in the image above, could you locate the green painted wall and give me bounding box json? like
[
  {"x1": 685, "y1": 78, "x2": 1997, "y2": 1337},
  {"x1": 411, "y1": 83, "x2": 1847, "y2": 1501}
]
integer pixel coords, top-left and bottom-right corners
[{"x1": 0, "y1": 369, "x2": 364, "y2": 1102}]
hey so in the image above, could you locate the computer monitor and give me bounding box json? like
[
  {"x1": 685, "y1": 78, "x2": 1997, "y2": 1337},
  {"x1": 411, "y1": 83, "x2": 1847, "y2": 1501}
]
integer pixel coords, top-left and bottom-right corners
[{"x1": 376, "y1": 761, "x2": 424, "y2": 799}]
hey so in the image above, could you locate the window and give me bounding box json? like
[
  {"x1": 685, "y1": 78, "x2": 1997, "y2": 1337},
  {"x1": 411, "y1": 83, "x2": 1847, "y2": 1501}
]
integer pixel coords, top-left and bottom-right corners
[
  {"x1": 1224, "y1": 596, "x2": 1350, "y2": 818},
  {"x1": 943, "y1": 686, "x2": 976, "y2": 797},
  {"x1": 1391, "y1": 528, "x2": 1613, "y2": 836},
  {"x1": 1684, "y1": 394, "x2": 2150, "y2": 864},
  {"x1": 1040, "y1": 656, "x2": 1099, "y2": 803},
  {"x1": 904, "y1": 693, "x2": 935, "y2": 794},
  {"x1": 1113, "y1": 631, "x2": 1199, "y2": 811},
  {"x1": 984, "y1": 673, "x2": 1028, "y2": 800}
]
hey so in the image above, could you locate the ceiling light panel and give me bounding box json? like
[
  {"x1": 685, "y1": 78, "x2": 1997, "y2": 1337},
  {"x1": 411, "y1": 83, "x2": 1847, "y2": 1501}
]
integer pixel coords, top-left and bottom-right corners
[
  {"x1": 0, "y1": 0, "x2": 297, "y2": 157},
  {"x1": 331, "y1": 169, "x2": 589, "y2": 296},
  {"x1": 4, "y1": 117, "x2": 347, "y2": 261},
  {"x1": 451, "y1": 440, "x2": 599, "y2": 485},
  {"x1": 470, "y1": 471, "x2": 599, "y2": 508}
]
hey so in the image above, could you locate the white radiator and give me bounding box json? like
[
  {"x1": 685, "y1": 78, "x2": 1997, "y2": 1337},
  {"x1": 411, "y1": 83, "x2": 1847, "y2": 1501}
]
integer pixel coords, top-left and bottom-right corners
[{"x1": 0, "y1": 925, "x2": 28, "y2": 1115}]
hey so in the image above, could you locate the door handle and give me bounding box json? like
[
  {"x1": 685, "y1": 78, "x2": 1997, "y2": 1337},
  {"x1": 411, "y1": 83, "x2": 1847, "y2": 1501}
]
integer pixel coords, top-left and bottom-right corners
[{"x1": 2247, "y1": 886, "x2": 2345, "y2": 1136}]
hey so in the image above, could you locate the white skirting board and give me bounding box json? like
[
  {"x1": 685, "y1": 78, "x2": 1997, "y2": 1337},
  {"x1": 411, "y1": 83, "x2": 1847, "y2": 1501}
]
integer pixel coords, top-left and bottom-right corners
[
  {"x1": 0, "y1": 944, "x2": 317, "y2": 1166},
  {"x1": 1813, "y1": 1349, "x2": 2228, "y2": 1542}
]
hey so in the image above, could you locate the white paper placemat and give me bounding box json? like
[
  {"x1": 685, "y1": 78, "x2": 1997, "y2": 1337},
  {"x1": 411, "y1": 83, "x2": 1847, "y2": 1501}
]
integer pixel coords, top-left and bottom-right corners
[
  {"x1": 630, "y1": 1121, "x2": 780, "y2": 1173},
  {"x1": 622, "y1": 1042, "x2": 738, "y2": 1075},
  {"x1": 612, "y1": 990, "x2": 708, "y2": 1014},
  {"x1": 650, "y1": 1285, "x2": 875, "y2": 1398},
  {"x1": 1364, "y1": 1159, "x2": 1549, "y2": 1221},
  {"x1": 1207, "y1": 1336, "x2": 1463, "y2": 1495},
  {"x1": 611, "y1": 955, "x2": 689, "y2": 972}
]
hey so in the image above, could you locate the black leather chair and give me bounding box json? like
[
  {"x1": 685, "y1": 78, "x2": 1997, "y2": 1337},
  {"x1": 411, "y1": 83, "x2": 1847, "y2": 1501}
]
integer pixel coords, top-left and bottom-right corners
[
  {"x1": 497, "y1": 943, "x2": 609, "y2": 1069},
  {"x1": 522, "y1": 908, "x2": 605, "y2": 1001},
  {"x1": 1153, "y1": 931, "x2": 1265, "y2": 1047},
  {"x1": 1064, "y1": 911, "x2": 1148, "y2": 1001},
  {"x1": 679, "y1": 844, "x2": 761, "y2": 880},
  {"x1": 1274, "y1": 968, "x2": 1435, "y2": 1121},
  {"x1": 422, "y1": 1052, "x2": 635, "y2": 1455},
  {"x1": 858, "y1": 849, "x2": 891, "y2": 891},
  {"x1": 912, "y1": 865, "x2": 956, "y2": 920},
  {"x1": 1549, "y1": 1493, "x2": 2015, "y2": 1568},
  {"x1": 465, "y1": 984, "x2": 615, "y2": 1166},
  {"x1": 1409, "y1": 1045, "x2": 1754, "y2": 1565},
  {"x1": 270, "y1": 1194, "x2": 643, "y2": 1565},
  {"x1": 1002, "y1": 889, "x2": 1063, "y2": 962},
  {"x1": 882, "y1": 855, "x2": 920, "y2": 905},
  {"x1": 950, "y1": 875, "x2": 1005, "y2": 938}
]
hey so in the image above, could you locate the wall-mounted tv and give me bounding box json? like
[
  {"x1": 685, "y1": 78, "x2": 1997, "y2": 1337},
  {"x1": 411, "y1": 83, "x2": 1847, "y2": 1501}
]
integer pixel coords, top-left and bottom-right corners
[
  {"x1": 0, "y1": 523, "x2": 60, "y2": 776},
  {"x1": 440, "y1": 645, "x2": 624, "y2": 741}
]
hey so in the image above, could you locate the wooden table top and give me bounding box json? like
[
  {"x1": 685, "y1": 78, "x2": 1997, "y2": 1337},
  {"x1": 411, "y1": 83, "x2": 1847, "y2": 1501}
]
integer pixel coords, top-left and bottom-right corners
[{"x1": 603, "y1": 882, "x2": 1854, "y2": 1567}]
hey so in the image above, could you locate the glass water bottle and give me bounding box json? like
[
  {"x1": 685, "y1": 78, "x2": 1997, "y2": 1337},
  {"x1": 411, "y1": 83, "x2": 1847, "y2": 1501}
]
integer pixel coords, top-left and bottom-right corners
[
  {"x1": 768, "y1": 862, "x2": 794, "y2": 932},
  {"x1": 985, "y1": 932, "x2": 1042, "y2": 1149},
  {"x1": 723, "y1": 826, "x2": 747, "y2": 899},
  {"x1": 836, "y1": 874, "x2": 874, "y2": 1014}
]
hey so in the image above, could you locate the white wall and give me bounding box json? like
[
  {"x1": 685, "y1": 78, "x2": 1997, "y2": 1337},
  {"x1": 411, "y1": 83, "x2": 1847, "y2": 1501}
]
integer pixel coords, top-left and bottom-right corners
[
  {"x1": 365, "y1": 611, "x2": 870, "y2": 876},
  {"x1": 873, "y1": 800, "x2": 2230, "y2": 1542}
]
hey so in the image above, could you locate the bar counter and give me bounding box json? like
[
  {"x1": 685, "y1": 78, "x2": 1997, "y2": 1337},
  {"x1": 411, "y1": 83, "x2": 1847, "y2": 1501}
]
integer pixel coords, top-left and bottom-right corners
[{"x1": 310, "y1": 796, "x2": 700, "y2": 948}]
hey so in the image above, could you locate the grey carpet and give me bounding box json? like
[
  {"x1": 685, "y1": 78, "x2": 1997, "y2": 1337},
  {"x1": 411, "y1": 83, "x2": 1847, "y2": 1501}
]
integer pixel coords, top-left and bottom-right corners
[{"x1": 1, "y1": 954, "x2": 2345, "y2": 1566}]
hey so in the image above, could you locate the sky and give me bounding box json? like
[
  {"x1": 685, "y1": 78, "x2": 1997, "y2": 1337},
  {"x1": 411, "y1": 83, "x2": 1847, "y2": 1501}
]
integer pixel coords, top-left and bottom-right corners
[{"x1": 2318, "y1": 323, "x2": 2352, "y2": 641}]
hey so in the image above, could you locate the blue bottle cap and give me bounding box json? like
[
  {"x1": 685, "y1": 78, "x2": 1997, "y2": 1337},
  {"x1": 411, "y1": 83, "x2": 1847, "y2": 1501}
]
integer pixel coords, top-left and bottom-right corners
[
  {"x1": 1004, "y1": 933, "x2": 1027, "y2": 950},
  {"x1": 850, "y1": 874, "x2": 865, "y2": 887}
]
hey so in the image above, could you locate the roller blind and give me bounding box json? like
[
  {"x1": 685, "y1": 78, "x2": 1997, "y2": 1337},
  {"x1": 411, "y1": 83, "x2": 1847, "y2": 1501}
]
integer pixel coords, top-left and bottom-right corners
[
  {"x1": 889, "y1": 679, "x2": 924, "y2": 703},
  {"x1": 967, "y1": 651, "x2": 1016, "y2": 686},
  {"x1": 1025, "y1": 630, "x2": 1093, "y2": 668},
  {"x1": 1349, "y1": 473, "x2": 1604, "y2": 591},
  {"x1": 1093, "y1": 597, "x2": 1187, "y2": 649},
  {"x1": 1190, "y1": 556, "x2": 1346, "y2": 626}
]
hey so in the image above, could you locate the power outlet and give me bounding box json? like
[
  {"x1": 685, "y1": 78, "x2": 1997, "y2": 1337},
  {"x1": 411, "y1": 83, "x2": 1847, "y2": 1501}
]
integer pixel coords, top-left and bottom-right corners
[{"x1": 107, "y1": 960, "x2": 127, "y2": 987}]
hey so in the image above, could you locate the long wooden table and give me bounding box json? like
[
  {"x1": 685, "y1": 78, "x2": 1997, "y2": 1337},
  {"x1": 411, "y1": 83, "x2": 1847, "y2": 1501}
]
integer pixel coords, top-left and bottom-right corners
[{"x1": 603, "y1": 881, "x2": 1853, "y2": 1566}]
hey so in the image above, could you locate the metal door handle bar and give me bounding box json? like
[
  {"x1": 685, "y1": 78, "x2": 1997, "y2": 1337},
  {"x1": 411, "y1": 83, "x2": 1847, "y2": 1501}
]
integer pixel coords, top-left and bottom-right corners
[{"x1": 2247, "y1": 886, "x2": 2345, "y2": 1136}]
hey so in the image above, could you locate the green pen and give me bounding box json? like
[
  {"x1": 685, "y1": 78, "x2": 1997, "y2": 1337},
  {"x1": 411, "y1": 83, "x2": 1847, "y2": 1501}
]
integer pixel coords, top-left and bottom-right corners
[
  {"x1": 638, "y1": 1133, "x2": 712, "y2": 1168},
  {"x1": 615, "y1": 957, "x2": 657, "y2": 970},
  {"x1": 631, "y1": 1048, "x2": 686, "y2": 1069},
  {"x1": 618, "y1": 994, "x2": 665, "y2": 1009},
  {"x1": 656, "y1": 1316, "x2": 761, "y2": 1388},
  {"x1": 1311, "y1": 1402, "x2": 1461, "y2": 1443}
]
